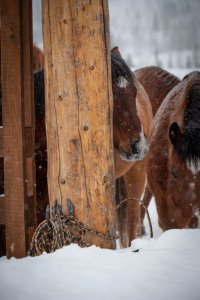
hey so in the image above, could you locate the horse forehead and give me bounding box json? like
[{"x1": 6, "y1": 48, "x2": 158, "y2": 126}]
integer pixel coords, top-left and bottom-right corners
[
  {"x1": 171, "y1": 154, "x2": 200, "y2": 179},
  {"x1": 114, "y1": 87, "x2": 137, "y2": 111}
]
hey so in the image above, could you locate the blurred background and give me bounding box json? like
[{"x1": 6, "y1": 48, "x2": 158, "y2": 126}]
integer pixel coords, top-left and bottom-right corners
[{"x1": 33, "y1": 0, "x2": 200, "y2": 75}]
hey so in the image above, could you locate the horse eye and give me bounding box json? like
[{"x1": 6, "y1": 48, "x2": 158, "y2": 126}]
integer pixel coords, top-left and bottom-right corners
[{"x1": 172, "y1": 168, "x2": 178, "y2": 179}]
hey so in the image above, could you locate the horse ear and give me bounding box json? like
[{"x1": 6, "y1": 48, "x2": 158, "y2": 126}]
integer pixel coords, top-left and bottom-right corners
[
  {"x1": 111, "y1": 47, "x2": 122, "y2": 58},
  {"x1": 169, "y1": 122, "x2": 182, "y2": 144}
]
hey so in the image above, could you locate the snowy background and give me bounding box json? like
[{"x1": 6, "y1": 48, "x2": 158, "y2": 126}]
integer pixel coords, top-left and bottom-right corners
[
  {"x1": 33, "y1": 0, "x2": 200, "y2": 70},
  {"x1": 1, "y1": 1, "x2": 200, "y2": 300}
]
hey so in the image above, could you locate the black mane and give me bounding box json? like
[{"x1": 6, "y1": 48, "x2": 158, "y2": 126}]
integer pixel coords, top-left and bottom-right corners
[
  {"x1": 174, "y1": 83, "x2": 200, "y2": 165},
  {"x1": 111, "y1": 53, "x2": 135, "y2": 87}
]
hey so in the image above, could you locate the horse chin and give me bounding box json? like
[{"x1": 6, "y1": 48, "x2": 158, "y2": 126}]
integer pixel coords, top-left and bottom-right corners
[{"x1": 120, "y1": 151, "x2": 147, "y2": 161}]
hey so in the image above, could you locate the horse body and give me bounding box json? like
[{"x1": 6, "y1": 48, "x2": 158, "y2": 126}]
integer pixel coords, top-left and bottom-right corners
[
  {"x1": 147, "y1": 72, "x2": 200, "y2": 230},
  {"x1": 117, "y1": 66, "x2": 180, "y2": 246},
  {"x1": 109, "y1": 49, "x2": 153, "y2": 247},
  {"x1": 134, "y1": 66, "x2": 180, "y2": 225},
  {"x1": 134, "y1": 66, "x2": 180, "y2": 116}
]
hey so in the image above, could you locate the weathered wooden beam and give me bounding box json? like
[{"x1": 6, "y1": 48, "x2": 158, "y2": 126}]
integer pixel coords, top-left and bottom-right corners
[
  {"x1": 21, "y1": 1, "x2": 37, "y2": 248},
  {"x1": 42, "y1": 0, "x2": 116, "y2": 249},
  {"x1": 1, "y1": 0, "x2": 35, "y2": 258},
  {"x1": 0, "y1": 127, "x2": 34, "y2": 158}
]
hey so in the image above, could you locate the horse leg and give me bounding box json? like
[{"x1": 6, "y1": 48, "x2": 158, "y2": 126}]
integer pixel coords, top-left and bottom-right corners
[
  {"x1": 140, "y1": 183, "x2": 153, "y2": 235},
  {"x1": 124, "y1": 160, "x2": 147, "y2": 247},
  {"x1": 115, "y1": 177, "x2": 129, "y2": 248}
]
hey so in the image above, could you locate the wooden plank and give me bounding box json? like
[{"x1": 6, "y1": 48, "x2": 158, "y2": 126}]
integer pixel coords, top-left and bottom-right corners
[
  {"x1": 0, "y1": 195, "x2": 5, "y2": 224},
  {"x1": 21, "y1": 0, "x2": 37, "y2": 248},
  {"x1": 22, "y1": 0, "x2": 34, "y2": 128},
  {"x1": 1, "y1": 0, "x2": 35, "y2": 258},
  {"x1": 0, "y1": 127, "x2": 34, "y2": 158},
  {"x1": 42, "y1": 0, "x2": 116, "y2": 249},
  {"x1": 0, "y1": 127, "x2": 3, "y2": 157},
  {"x1": 1, "y1": 0, "x2": 26, "y2": 258}
]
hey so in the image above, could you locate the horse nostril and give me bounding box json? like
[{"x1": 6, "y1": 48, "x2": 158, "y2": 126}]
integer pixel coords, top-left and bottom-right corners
[{"x1": 130, "y1": 140, "x2": 139, "y2": 154}]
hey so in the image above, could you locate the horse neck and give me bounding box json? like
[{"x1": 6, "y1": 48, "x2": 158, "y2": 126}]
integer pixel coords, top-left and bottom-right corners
[{"x1": 135, "y1": 80, "x2": 153, "y2": 139}]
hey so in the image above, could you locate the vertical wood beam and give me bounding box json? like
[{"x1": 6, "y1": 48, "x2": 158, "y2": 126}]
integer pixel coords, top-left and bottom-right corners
[
  {"x1": 42, "y1": 0, "x2": 116, "y2": 249},
  {"x1": 1, "y1": 0, "x2": 35, "y2": 258},
  {"x1": 21, "y1": 0, "x2": 37, "y2": 247}
]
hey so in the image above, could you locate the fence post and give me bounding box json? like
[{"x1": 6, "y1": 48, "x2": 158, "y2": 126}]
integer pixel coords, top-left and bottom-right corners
[{"x1": 42, "y1": 0, "x2": 116, "y2": 249}]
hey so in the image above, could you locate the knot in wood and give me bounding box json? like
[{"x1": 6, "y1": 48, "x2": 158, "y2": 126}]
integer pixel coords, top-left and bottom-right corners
[
  {"x1": 90, "y1": 65, "x2": 94, "y2": 70},
  {"x1": 60, "y1": 178, "x2": 65, "y2": 185},
  {"x1": 83, "y1": 125, "x2": 89, "y2": 131}
]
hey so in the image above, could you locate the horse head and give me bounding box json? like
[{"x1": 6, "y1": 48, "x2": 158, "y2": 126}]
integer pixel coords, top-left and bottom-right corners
[
  {"x1": 111, "y1": 48, "x2": 149, "y2": 163},
  {"x1": 167, "y1": 72, "x2": 200, "y2": 227}
]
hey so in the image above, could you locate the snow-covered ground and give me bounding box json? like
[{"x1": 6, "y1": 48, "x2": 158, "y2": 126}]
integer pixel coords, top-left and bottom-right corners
[
  {"x1": 0, "y1": 197, "x2": 200, "y2": 300},
  {"x1": 1, "y1": 68, "x2": 200, "y2": 300}
]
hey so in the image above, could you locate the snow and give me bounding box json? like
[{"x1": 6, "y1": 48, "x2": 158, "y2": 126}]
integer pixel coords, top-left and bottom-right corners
[{"x1": 0, "y1": 198, "x2": 200, "y2": 300}]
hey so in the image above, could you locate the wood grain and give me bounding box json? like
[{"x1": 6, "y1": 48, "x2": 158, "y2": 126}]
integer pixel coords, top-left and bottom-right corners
[
  {"x1": 1, "y1": 0, "x2": 36, "y2": 257},
  {"x1": 42, "y1": 0, "x2": 116, "y2": 249}
]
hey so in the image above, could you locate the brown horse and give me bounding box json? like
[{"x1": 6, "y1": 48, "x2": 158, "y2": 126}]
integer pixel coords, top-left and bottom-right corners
[
  {"x1": 116, "y1": 66, "x2": 180, "y2": 246},
  {"x1": 147, "y1": 71, "x2": 200, "y2": 230},
  {"x1": 111, "y1": 49, "x2": 153, "y2": 247},
  {"x1": 112, "y1": 50, "x2": 153, "y2": 178},
  {"x1": 134, "y1": 66, "x2": 180, "y2": 116},
  {"x1": 134, "y1": 66, "x2": 180, "y2": 229},
  {"x1": 116, "y1": 66, "x2": 180, "y2": 247}
]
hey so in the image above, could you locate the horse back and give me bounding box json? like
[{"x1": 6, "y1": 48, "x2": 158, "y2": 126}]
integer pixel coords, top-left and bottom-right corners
[{"x1": 134, "y1": 66, "x2": 180, "y2": 116}]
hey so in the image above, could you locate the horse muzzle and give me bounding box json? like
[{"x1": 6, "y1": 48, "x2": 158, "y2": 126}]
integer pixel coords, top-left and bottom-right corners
[{"x1": 119, "y1": 135, "x2": 149, "y2": 162}]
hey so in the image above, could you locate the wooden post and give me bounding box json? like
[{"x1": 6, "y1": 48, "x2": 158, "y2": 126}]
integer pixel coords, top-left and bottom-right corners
[
  {"x1": 42, "y1": 0, "x2": 116, "y2": 249},
  {"x1": 1, "y1": 0, "x2": 36, "y2": 258}
]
